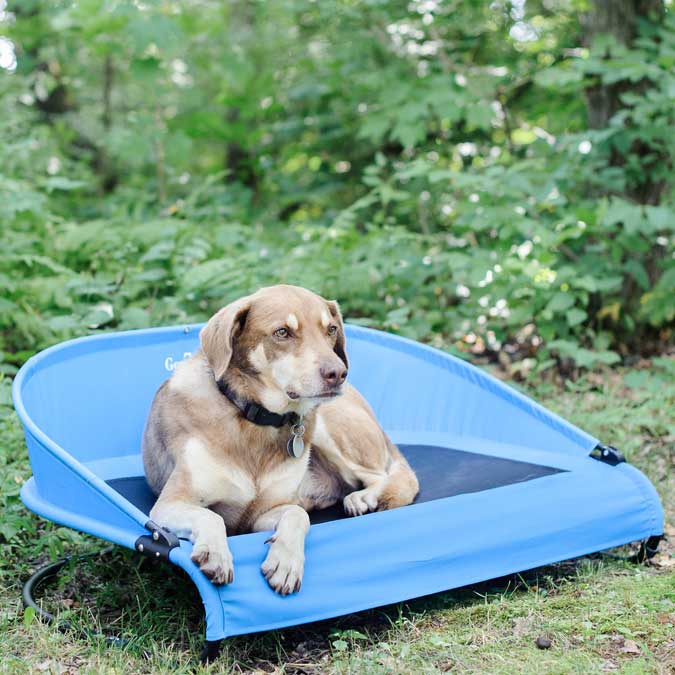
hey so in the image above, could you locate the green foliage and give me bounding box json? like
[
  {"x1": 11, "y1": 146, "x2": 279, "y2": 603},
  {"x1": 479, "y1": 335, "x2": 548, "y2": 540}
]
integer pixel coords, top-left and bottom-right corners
[{"x1": 0, "y1": 1, "x2": 673, "y2": 369}]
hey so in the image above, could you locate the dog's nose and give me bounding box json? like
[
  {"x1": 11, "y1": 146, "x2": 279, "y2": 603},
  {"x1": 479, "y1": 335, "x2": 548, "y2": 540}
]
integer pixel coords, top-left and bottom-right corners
[{"x1": 320, "y1": 364, "x2": 347, "y2": 387}]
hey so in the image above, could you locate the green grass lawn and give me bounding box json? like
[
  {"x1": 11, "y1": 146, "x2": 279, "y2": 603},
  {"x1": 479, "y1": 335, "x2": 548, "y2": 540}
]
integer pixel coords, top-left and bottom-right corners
[{"x1": 0, "y1": 361, "x2": 673, "y2": 675}]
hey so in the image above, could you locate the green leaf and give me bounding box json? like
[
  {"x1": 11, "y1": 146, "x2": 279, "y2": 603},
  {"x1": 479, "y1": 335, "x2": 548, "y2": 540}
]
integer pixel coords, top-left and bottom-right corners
[
  {"x1": 546, "y1": 292, "x2": 575, "y2": 313},
  {"x1": 23, "y1": 606, "x2": 36, "y2": 627},
  {"x1": 119, "y1": 307, "x2": 151, "y2": 329},
  {"x1": 338, "y1": 630, "x2": 368, "y2": 640},
  {"x1": 566, "y1": 307, "x2": 587, "y2": 326},
  {"x1": 390, "y1": 121, "x2": 426, "y2": 148},
  {"x1": 656, "y1": 267, "x2": 675, "y2": 290},
  {"x1": 358, "y1": 115, "x2": 391, "y2": 143},
  {"x1": 624, "y1": 370, "x2": 649, "y2": 388},
  {"x1": 466, "y1": 103, "x2": 493, "y2": 130},
  {"x1": 548, "y1": 340, "x2": 621, "y2": 368},
  {"x1": 133, "y1": 268, "x2": 168, "y2": 283},
  {"x1": 42, "y1": 177, "x2": 88, "y2": 192},
  {"x1": 601, "y1": 198, "x2": 644, "y2": 234},
  {"x1": 535, "y1": 65, "x2": 583, "y2": 89},
  {"x1": 645, "y1": 206, "x2": 673, "y2": 232},
  {"x1": 47, "y1": 315, "x2": 79, "y2": 332},
  {"x1": 624, "y1": 259, "x2": 650, "y2": 290},
  {"x1": 653, "y1": 357, "x2": 675, "y2": 376}
]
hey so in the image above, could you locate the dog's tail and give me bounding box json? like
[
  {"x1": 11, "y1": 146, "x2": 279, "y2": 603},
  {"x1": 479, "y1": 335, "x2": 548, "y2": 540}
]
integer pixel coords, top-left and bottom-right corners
[{"x1": 377, "y1": 438, "x2": 420, "y2": 511}]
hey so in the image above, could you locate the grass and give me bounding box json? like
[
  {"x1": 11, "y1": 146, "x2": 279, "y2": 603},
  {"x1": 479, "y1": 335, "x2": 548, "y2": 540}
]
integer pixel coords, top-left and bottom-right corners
[{"x1": 0, "y1": 359, "x2": 673, "y2": 675}]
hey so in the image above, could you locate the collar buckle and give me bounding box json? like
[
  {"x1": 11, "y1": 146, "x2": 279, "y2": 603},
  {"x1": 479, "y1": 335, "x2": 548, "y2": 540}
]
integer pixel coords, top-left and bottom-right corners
[
  {"x1": 218, "y1": 378, "x2": 297, "y2": 429},
  {"x1": 245, "y1": 402, "x2": 261, "y2": 423}
]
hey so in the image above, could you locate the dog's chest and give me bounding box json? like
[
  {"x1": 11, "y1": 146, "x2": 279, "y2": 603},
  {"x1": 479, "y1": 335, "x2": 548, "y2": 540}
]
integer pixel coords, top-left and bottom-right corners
[
  {"x1": 185, "y1": 437, "x2": 308, "y2": 515},
  {"x1": 256, "y1": 453, "x2": 310, "y2": 503}
]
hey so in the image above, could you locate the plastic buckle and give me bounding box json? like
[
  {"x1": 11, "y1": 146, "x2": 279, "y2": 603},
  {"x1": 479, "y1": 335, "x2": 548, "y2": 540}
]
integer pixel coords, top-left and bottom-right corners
[{"x1": 591, "y1": 443, "x2": 626, "y2": 466}]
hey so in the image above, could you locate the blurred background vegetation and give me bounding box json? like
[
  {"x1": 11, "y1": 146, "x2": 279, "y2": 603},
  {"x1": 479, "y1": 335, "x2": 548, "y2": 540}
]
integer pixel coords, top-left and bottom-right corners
[{"x1": 0, "y1": 0, "x2": 673, "y2": 377}]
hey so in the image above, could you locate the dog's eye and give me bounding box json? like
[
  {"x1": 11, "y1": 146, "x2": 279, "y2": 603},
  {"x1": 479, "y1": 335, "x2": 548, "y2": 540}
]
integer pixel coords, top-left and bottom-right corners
[
  {"x1": 274, "y1": 327, "x2": 289, "y2": 338},
  {"x1": 327, "y1": 325, "x2": 338, "y2": 336}
]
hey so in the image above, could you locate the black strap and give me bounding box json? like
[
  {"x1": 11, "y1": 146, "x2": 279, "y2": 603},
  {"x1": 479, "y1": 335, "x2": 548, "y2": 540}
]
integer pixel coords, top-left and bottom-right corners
[{"x1": 217, "y1": 379, "x2": 298, "y2": 428}]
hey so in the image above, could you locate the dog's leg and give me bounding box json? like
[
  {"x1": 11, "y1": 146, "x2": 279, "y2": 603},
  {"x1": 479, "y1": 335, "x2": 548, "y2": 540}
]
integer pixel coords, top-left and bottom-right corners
[
  {"x1": 252, "y1": 504, "x2": 310, "y2": 594},
  {"x1": 343, "y1": 473, "x2": 386, "y2": 516},
  {"x1": 313, "y1": 402, "x2": 418, "y2": 517},
  {"x1": 343, "y1": 441, "x2": 419, "y2": 516},
  {"x1": 150, "y1": 476, "x2": 234, "y2": 585},
  {"x1": 371, "y1": 451, "x2": 419, "y2": 511}
]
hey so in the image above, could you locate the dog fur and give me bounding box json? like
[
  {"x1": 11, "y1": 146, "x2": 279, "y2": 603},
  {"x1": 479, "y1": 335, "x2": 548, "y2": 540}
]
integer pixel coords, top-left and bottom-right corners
[{"x1": 142, "y1": 285, "x2": 418, "y2": 594}]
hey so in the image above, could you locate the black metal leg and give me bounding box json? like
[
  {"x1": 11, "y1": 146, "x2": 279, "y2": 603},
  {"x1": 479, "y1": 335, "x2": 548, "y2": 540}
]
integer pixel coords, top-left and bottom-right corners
[
  {"x1": 200, "y1": 639, "x2": 223, "y2": 663},
  {"x1": 636, "y1": 534, "x2": 662, "y2": 563}
]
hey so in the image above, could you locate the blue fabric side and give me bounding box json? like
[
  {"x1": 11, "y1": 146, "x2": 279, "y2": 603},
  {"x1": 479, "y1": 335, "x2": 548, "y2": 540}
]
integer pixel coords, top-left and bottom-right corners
[
  {"x1": 20, "y1": 478, "x2": 143, "y2": 550},
  {"x1": 169, "y1": 543, "x2": 228, "y2": 642},
  {"x1": 176, "y1": 446, "x2": 662, "y2": 640},
  {"x1": 344, "y1": 326, "x2": 598, "y2": 457}
]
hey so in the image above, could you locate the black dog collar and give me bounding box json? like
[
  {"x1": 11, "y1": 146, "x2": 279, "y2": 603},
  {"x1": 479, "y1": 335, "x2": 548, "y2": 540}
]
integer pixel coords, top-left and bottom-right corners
[{"x1": 217, "y1": 379, "x2": 299, "y2": 428}]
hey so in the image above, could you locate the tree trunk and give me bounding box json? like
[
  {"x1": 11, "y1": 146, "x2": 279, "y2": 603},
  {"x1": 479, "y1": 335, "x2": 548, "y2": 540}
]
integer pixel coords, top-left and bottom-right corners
[
  {"x1": 582, "y1": 0, "x2": 667, "y2": 341},
  {"x1": 581, "y1": 0, "x2": 665, "y2": 205}
]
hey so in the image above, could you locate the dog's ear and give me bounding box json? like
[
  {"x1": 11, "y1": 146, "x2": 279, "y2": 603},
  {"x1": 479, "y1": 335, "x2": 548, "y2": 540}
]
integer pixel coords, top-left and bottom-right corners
[
  {"x1": 326, "y1": 300, "x2": 348, "y2": 370},
  {"x1": 200, "y1": 297, "x2": 251, "y2": 382}
]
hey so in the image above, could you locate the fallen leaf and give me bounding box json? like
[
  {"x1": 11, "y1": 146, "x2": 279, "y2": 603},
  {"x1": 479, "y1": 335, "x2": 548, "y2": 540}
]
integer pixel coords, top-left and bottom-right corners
[
  {"x1": 621, "y1": 639, "x2": 641, "y2": 655},
  {"x1": 652, "y1": 554, "x2": 675, "y2": 568}
]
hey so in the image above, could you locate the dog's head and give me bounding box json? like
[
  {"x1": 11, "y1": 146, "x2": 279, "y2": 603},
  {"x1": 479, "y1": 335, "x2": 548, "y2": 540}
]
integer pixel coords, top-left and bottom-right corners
[{"x1": 200, "y1": 285, "x2": 348, "y2": 414}]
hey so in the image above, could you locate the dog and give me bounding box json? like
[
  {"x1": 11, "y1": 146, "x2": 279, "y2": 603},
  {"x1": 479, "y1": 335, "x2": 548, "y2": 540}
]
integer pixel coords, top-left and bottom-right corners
[{"x1": 142, "y1": 285, "x2": 418, "y2": 594}]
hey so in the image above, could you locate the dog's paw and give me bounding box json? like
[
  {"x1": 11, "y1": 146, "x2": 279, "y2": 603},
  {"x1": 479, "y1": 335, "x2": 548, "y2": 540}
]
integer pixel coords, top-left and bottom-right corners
[
  {"x1": 191, "y1": 538, "x2": 234, "y2": 585},
  {"x1": 343, "y1": 488, "x2": 379, "y2": 516},
  {"x1": 261, "y1": 540, "x2": 304, "y2": 595}
]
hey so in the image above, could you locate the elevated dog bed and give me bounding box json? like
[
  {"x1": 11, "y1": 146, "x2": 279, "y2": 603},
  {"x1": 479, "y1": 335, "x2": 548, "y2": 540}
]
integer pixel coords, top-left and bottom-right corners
[{"x1": 13, "y1": 324, "x2": 663, "y2": 655}]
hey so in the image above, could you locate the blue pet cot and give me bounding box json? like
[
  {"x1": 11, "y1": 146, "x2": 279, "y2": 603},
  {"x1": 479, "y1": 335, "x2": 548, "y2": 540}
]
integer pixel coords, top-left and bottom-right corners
[{"x1": 13, "y1": 324, "x2": 664, "y2": 657}]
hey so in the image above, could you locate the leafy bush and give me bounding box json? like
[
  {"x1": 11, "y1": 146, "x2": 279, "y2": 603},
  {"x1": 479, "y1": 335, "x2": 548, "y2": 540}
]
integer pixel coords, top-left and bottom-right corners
[{"x1": 0, "y1": 1, "x2": 673, "y2": 372}]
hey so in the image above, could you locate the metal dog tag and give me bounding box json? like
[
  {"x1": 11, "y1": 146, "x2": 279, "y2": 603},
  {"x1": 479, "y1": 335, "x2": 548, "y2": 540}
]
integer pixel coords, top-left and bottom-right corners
[{"x1": 287, "y1": 421, "x2": 305, "y2": 458}]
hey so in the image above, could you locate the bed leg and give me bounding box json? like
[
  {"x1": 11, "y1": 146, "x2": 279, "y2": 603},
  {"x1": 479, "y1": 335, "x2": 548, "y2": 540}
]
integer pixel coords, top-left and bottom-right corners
[{"x1": 200, "y1": 639, "x2": 223, "y2": 663}]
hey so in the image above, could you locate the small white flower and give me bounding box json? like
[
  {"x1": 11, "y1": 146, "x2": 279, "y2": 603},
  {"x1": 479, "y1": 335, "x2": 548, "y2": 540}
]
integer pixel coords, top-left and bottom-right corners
[
  {"x1": 458, "y1": 143, "x2": 477, "y2": 157},
  {"x1": 517, "y1": 240, "x2": 533, "y2": 259},
  {"x1": 47, "y1": 157, "x2": 61, "y2": 175}
]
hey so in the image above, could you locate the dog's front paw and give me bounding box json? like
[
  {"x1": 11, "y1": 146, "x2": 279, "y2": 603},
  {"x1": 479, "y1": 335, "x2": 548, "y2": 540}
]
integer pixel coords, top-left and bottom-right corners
[
  {"x1": 343, "y1": 488, "x2": 378, "y2": 516},
  {"x1": 261, "y1": 539, "x2": 304, "y2": 595},
  {"x1": 191, "y1": 538, "x2": 234, "y2": 585}
]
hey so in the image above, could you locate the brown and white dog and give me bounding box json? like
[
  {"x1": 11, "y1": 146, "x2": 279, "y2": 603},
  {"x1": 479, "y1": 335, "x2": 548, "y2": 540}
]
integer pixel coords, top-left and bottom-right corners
[{"x1": 142, "y1": 285, "x2": 418, "y2": 594}]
